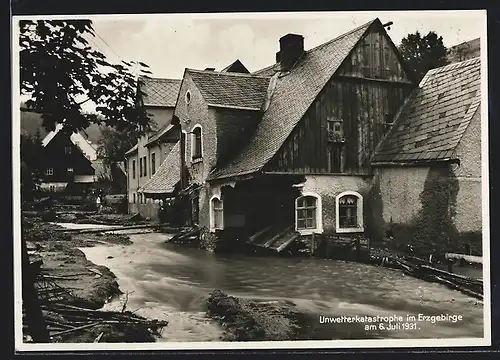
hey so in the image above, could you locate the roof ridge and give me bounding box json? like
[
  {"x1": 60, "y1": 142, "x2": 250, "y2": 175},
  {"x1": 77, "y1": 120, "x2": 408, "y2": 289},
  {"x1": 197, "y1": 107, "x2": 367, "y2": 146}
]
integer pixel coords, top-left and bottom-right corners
[
  {"x1": 427, "y1": 57, "x2": 480, "y2": 75},
  {"x1": 186, "y1": 68, "x2": 271, "y2": 79},
  {"x1": 252, "y1": 18, "x2": 377, "y2": 75},
  {"x1": 448, "y1": 37, "x2": 480, "y2": 49},
  {"x1": 305, "y1": 18, "x2": 378, "y2": 54},
  {"x1": 139, "y1": 76, "x2": 182, "y2": 82}
]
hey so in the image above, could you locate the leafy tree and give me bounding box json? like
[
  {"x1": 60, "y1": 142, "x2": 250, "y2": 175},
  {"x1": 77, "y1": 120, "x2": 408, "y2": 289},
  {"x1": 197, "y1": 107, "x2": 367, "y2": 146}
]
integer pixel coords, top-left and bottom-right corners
[
  {"x1": 19, "y1": 20, "x2": 152, "y2": 135},
  {"x1": 398, "y1": 31, "x2": 449, "y2": 82},
  {"x1": 95, "y1": 125, "x2": 141, "y2": 191}
]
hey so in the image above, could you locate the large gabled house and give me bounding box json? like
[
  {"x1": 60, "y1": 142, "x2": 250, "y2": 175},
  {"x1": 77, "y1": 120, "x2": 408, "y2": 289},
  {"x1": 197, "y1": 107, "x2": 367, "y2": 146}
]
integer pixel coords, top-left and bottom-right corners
[
  {"x1": 144, "y1": 19, "x2": 415, "y2": 247},
  {"x1": 124, "y1": 76, "x2": 182, "y2": 218},
  {"x1": 143, "y1": 18, "x2": 484, "y2": 258},
  {"x1": 371, "y1": 57, "x2": 482, "y2": 256},
  {"x1": 132, "y1": 59, "x2": 254, "y2": 219}
]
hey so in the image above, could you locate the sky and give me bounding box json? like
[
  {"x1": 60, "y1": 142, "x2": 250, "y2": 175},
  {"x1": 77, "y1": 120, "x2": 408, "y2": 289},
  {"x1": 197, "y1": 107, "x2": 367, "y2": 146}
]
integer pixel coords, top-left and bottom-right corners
[
  {"x1": 15, "y1": 10, "x2": 486, "y2": 113},
  {"x1": 88, "y1": 10, "x2": 486, "y2": 80}
]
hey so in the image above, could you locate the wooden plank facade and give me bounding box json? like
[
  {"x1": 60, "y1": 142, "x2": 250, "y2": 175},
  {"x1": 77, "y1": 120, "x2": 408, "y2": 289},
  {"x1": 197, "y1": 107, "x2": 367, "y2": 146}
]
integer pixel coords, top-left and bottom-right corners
[{"x1": 266, "y1": 27, "x2": 415, "y2": 175}]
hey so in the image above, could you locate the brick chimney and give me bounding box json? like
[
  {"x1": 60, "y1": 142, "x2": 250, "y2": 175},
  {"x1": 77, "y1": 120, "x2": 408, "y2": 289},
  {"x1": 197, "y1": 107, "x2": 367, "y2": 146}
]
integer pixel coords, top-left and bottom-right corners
[{"x1": 276, "y1": 33, "x2": 304, "y2": 72}]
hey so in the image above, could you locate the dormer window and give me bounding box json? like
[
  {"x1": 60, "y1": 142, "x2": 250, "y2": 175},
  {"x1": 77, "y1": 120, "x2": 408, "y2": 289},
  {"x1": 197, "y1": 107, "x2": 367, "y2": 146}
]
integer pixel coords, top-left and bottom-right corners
[{"x1": 191, "y1": 124, "x2": 203, "y2": 161}]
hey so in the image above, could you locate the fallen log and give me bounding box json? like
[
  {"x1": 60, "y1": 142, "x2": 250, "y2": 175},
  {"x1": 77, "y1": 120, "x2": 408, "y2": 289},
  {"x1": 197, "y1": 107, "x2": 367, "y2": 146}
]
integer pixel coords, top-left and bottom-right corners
[
  {"x1": 50, "y1": 322, "x2": 102, "y2": 337},
  {"x1": 420, "y1": 265, "x2": 482, "y2": 286},
  {"x1": 94, "y1": 332, "x2": 104, "y2": 343},
  {"x1": 445, "y1": 253, "x2": 482, "y2": 264},
  {"x1": 377, "y1": 256, "x2": 482, "y2": 299},
  {"x1": 432, "y1": 275, "x2": 483, "y2": 300},
  {"x1": 168, "y1": 227, "x2": 200, "y2": 243},
  {"x1": 54, "y1": 224, "x2": 162, "y2": 234}
]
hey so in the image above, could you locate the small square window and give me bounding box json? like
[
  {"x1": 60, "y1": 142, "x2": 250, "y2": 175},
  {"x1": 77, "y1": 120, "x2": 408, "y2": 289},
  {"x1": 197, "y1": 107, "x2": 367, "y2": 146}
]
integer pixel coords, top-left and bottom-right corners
[
  {"x1": 67, "y1": 168, "x2": 74, "y2": 173},
  {"x1": 45, "y1": 168, "x2": 54, "y2": 176}
]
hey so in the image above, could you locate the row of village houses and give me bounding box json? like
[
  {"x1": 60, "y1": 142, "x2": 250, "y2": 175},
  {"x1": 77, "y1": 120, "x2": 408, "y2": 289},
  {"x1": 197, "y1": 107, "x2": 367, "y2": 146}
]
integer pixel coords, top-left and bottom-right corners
[{"x1": 22, "y1": 18, "x2": 483, "y2": 256}]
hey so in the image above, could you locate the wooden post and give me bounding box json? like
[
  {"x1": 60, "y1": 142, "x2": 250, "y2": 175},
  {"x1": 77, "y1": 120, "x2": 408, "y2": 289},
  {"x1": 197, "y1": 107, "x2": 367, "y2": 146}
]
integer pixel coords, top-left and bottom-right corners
[
  {"x1": 355, "y1": 237, "x2": 361, "y2": 261},
  {"x1": 447, "y1": 259, "x2": 454, "y2": 273},
  {"x1": 311, "y1": 233, "x2": 315, "y2": 256},
  {"x1": 21, "y1": 237, "x2": 50, "y2": 343}
]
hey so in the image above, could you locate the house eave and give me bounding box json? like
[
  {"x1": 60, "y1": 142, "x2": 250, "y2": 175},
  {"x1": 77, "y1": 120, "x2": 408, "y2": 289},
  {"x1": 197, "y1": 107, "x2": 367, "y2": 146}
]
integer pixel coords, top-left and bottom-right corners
[
  {"x1": 143, "y1": 104, "x2": 174, "y2": 109},
  {"x1": 371, "y1": 158, "x2": 458, "y2": 167},
  {"x1": 207, "y1": 170, "x2": 262, "y2": 183},
  {"x1": 207, "y1": 103, "x2": 261, "y2": 111}
]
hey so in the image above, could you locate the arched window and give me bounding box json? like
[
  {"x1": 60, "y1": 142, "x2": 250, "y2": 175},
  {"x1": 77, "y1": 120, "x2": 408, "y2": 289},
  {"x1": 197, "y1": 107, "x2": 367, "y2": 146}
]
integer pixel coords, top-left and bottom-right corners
[
  {"x1": 210, "y1": 195, "x2": 224, "y2": 232},
  {"x1": 295, "y1": 192, "x2": 323, "y2": 234},
  {"x1": 335, "y1": 191, "x2": 364, "y2": 233},
  {"x1": 191, "y1": 125, "x2": 203, "y2": 160}
]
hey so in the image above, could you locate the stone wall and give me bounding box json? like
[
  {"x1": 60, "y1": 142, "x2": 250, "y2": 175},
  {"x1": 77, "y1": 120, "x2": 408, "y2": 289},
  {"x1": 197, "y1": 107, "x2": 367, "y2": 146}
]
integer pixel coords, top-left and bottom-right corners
[{"x1": 301, "y1": 175, "x2": 372, "y2": 234}]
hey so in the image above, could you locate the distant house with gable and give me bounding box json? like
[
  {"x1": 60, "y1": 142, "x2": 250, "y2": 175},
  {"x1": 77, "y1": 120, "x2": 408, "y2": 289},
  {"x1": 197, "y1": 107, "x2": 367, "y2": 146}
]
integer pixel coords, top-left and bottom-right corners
[
  {"x1": 20, "y1": 104, "x2": 129, "y2": 193},
  {"x1": 39, "y1": 123, "x2": 98, "y2": 192}
]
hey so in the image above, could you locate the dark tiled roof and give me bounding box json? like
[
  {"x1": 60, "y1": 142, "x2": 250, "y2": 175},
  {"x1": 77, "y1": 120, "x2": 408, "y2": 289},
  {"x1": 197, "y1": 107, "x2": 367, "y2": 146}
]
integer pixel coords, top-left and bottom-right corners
[
  {"x1": 209, "y1": 19, "x2": 377, "y2": 180},
  {"x1": 252, "y1": 63, "x2": 280, "y2": 77},
  {"x1": 372, "y1": 57, "x2": 481, "y2": 164},
  {"x1": 221, "y1": 59, "x2": 250, "y2": 73},
  {"x1": 139, "y1": 141, "x2": 180, "y2": 194},
  {"x1": 146, "y1": 124, "x2": 174, "y2": 146},
  {"x1": 188, "y1": 69, "x2": 271, "y2": 110},
  {"x1": 139, "y1": 77, "x2": 182, "y2": 107}
]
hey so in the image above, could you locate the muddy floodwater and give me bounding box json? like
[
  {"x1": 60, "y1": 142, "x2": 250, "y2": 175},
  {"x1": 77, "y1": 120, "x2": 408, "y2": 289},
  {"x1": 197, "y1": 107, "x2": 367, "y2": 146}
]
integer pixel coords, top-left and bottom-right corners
[{"x1": 63, "y1": 224, "x2": 484, "y2": 342}]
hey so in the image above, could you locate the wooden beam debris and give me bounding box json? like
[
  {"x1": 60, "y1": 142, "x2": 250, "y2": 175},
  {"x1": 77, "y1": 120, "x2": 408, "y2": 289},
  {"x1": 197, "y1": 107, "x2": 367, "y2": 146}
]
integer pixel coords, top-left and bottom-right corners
[
  {"x1": 445, "y1": 252, "x2": 482, "y2": 264},
  {"x1": 372, "y1": 254, "x2": 483, "y2": 300}
]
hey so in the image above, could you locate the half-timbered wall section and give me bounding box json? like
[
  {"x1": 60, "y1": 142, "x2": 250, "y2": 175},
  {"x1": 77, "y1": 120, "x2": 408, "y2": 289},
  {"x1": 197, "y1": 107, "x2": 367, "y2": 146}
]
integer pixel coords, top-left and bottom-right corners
[{"x1": 267, "y1": 27, "x2": 415, "y2": 175}]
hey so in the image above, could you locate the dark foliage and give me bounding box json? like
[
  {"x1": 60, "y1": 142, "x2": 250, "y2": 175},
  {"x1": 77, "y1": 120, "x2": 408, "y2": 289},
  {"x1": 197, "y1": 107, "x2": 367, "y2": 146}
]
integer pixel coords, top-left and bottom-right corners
[
  {"x1": 398, "y1": 31, "x2": 449, "y2": 82},
  {"x1": 21, "y1": 131, "x2": 44, "y2": 202},
  {"x1": 19, "y1": 20, "x2": 152, "y2": 135}
]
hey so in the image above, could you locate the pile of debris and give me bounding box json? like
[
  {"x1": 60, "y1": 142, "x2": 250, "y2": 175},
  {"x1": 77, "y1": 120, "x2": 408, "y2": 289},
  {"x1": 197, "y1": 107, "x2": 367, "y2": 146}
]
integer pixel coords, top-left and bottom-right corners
[
  {"x1": 23, "y1": 273, "x2": 169, "y2": 343},
  {"x1": 206, "y1": 290, "x2": 302, "y2": 341},
  {"x1": 371, "y1": 254, "x2": 483, "y2": 300},
  {"x1": 166, "y1": 227, "x2": 201, "y2": 245}
]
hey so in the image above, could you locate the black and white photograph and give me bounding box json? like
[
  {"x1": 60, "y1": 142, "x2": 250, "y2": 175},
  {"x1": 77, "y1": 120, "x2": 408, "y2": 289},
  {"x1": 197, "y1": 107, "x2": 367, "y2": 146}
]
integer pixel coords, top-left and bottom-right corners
[{"x1": 12, "y1": 10, "x2": 490, "y2": 351}]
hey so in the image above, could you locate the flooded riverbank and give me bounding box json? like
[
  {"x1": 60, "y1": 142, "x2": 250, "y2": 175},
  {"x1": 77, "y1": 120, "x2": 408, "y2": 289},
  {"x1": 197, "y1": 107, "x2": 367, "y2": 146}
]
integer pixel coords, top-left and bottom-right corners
[{"x1": 76, "y1": 226, "x2": 484, "y2": 342}]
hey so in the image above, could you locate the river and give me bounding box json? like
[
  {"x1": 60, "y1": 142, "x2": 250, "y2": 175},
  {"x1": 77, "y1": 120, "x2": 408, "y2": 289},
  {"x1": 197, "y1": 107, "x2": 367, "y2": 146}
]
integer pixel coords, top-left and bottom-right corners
[{"x1": 63, "y1": 224, "x2": 484, "y2": 343}]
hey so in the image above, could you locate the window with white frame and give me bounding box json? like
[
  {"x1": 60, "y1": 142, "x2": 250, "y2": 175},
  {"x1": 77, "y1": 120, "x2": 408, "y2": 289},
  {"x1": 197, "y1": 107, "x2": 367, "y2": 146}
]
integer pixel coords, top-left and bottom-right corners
[
  {"x1": 336, "y1": 191, "x2": 364, "y2": 233},
  {"x1": 210, "y1": 195, "x2": 224, "y2": 231},
  {"x1": 45, "y1": 168, "x2": 54, "y2": 176},
  {"x1": 191, "y1": 125, "x2": 203, "y2": 160},
  {"x1": 67, "y1": 168, "x2": 74, "y2": 174},
  {"x1": 295, "y1": 192, "x2": 323, "y2": 234}
]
